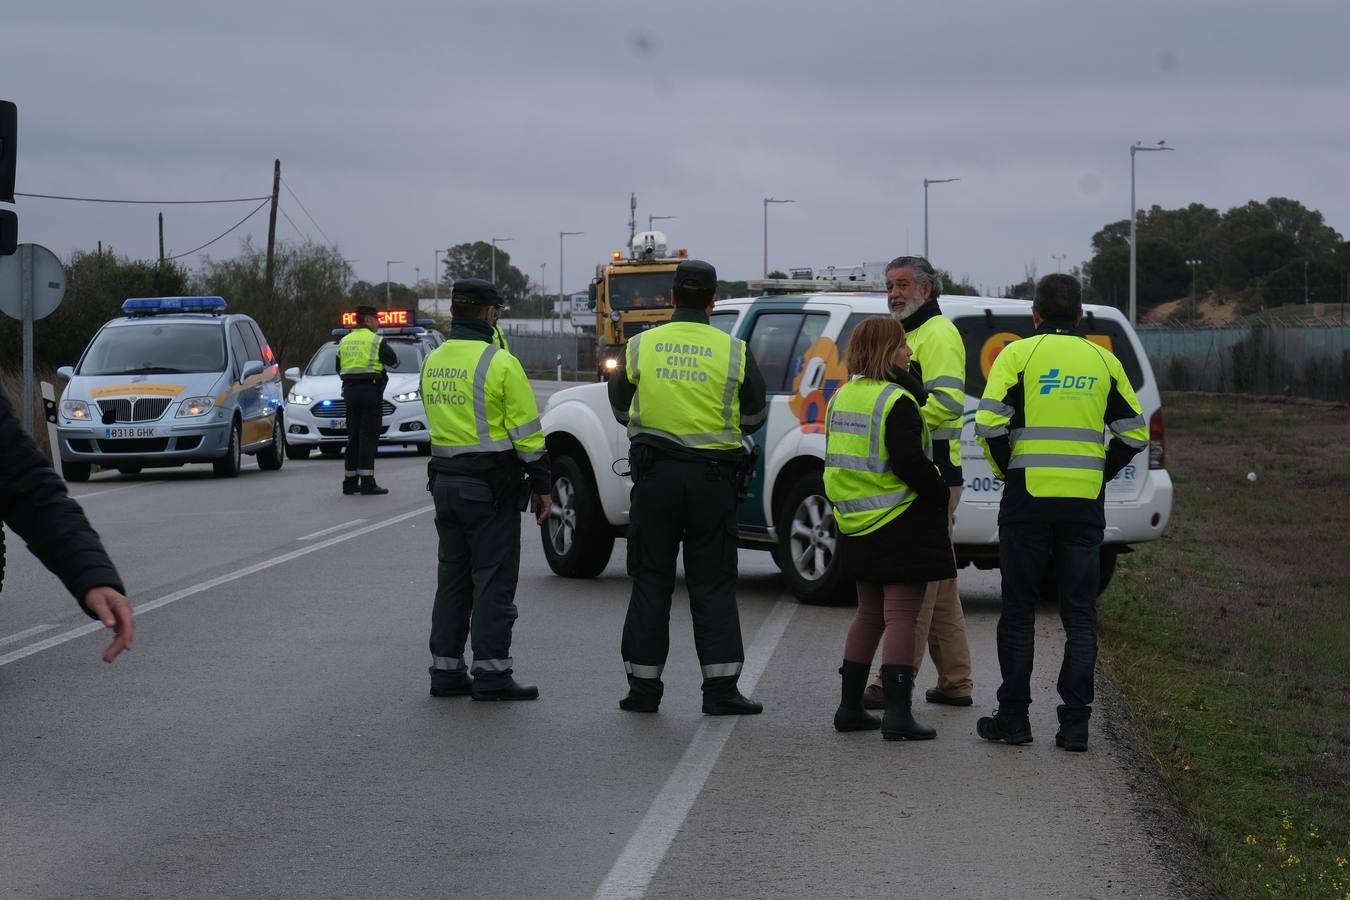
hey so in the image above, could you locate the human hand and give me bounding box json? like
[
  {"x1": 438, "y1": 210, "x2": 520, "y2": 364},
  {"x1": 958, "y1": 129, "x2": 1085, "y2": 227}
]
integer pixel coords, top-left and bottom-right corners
[
  {"x1": 530, "y1": 493, "x2": 552, "y2": 525},
  {"x1": 84, "y1": 586, "x2": 135, "y2": 663}
]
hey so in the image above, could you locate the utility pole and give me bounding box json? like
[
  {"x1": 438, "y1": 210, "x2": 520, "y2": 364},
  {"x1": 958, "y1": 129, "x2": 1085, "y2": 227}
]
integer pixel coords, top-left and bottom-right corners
[
  {"x1": 628, "y1": 192, "x2": 637, "y2": 249},
  {"x1": 158, "y1": 212, "x2": 165, "y2": 265},
  {"x1": 265, "y1": 159, "x2": 280, "y2": 298}
]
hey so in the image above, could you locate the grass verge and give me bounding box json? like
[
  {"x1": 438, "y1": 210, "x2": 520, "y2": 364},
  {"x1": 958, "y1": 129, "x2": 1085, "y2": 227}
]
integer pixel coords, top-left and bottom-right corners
[{"x1": 1101, "y1": 391, "x2": 1350, "y2": 899}]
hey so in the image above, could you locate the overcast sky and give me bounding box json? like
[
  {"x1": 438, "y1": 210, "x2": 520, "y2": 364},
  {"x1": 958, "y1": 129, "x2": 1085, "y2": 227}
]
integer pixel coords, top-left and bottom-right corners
[{"x1": 5, "y1": 0, "x2": 1348, "y2": 297}]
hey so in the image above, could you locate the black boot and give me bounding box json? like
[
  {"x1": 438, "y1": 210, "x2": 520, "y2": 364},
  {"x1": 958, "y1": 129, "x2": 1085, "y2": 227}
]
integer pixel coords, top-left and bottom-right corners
[
  {"x1": 701, "y1": 676, "x2": 763, "y2": 716},
  {"x1": 977, "y1": 707, "x2": 1034, "y2": 745},
  {"x1": 834, "y1": 661, "x2": 881, "y2": 732},
  {"x1": 471, "y1": 676, "x2": 539, "y2": 701},
  {"x1": 879, "y1": 664, "x2": 936, "y2": 741},
  {"x1": 359, "y1": 476, "x2": 388, "y2": 495},
  {"x1": 342, "y1": 476, "x2": 359, "y2": 495},
  {"x1": 619, "y1": 675, "x2": 663, "y2": 713}
]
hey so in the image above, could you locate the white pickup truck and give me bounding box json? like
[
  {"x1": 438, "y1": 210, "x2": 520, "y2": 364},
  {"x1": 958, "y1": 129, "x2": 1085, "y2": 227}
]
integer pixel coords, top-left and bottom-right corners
[{"x1": 537, "y1": 291, "x2": 1173, "y2": 604}]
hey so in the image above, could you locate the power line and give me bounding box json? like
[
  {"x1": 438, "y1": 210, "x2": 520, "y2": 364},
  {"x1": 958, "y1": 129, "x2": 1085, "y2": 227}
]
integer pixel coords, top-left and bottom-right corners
[
  {"x1": 165, "y1": 198, "x2": 271, "y2": 260},
  {"x1": 15, "y1": 191, "x2": 271, "y2": 205},
  {"x1": 280, "y1": 206, "x2": 310, "y2": 242},
  {"x1": 280, "y1": 177, "x2": 335, "y2": 247}
]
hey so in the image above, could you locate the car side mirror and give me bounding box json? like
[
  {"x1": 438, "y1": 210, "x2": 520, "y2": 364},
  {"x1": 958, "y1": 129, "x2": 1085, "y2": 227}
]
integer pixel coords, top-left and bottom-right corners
[
  {"x1": 57, "y1": 365, "x2": 74, "y2": 382},
  {"x1": 240, "y1": 360, "x2": 265, "y2": 381},
  {"x1": 588, "y1": 282, "x2": 597, "y2": 310},
  {"x1": 284, "y1": 367, "x2": 301, "y2": 380}
]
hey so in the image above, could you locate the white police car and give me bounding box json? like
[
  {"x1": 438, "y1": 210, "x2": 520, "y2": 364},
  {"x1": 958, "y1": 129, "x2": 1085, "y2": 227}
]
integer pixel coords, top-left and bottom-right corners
[
  {"x1": 282, "y1": 327, "x2": 432, "y2": 459},
  {"x1": 55, "y1": 297, "x2": 286, "y2": 481},
  {"x1": 538, "y1": 287, "x2": 1173, "y2": 603}
]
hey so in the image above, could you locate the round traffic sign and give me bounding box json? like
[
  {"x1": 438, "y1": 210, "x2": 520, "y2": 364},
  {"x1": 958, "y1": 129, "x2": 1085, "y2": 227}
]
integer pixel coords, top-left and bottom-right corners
[{"x1": 0, "y1": 243, "x2": 66, "y2": 320}]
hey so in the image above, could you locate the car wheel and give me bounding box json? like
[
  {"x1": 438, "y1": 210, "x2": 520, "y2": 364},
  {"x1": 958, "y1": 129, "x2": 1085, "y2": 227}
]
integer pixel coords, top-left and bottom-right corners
[
  {"x1": 540, "y1": 454, "x2": 615, "y2": 578},
  {"x1": 775, "y1": 471, "x2": 854, "y2": 605},
  {"x1": 63, "y1": 462, "x2": 92, "y2": 483},
  {"x1": 213, "y1": 421, "x2": 242, "y2": 478},
  {"x1": 320, "y1": 444, "x2": 344, "y2": 459},
  {"x1": 257, "y1": 415, "x2": 285, "y2": 471},
  {"x1": 285, "y1": 442, "x2": 311, "y2": 460}
]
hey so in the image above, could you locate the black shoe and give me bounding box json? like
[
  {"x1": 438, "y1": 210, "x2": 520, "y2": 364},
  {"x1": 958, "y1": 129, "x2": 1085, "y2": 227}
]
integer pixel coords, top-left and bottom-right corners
[
  {"x1": 342, "y1": 477, "x2": 359, "y2": 495},
  {"x1": 429, "y1": 676, "x2": 473, "y2": 698},
  {"x1": 359, "y1": 476, "x2": 389, "y2": 495},
  {"x1": 471, "y1": 678, "x2": 539, "y2": 701},
  {"x1": 977, "y1": 708, "x2": 1033, "y2": 745},
  {"x1": 1055, "y1": 720, "x2": 1089, "y2": 752},
  {"x1": 879, "y1": 664, "x2": 936, "y2": 741},
  {"x1": 619, "y1": 690, "x2": 661, "y2": 713},
  {"x1": 862, "y1": 682, "x2": 885, "y2": 710},
  {"x1": 926, "y1": 689, "x2": 974, "y2": 707},
  {"x1": 835, "y1": 661, "x2": 881, "y2": 732},
  {"x1": 702, "y1": 691, "x2": 763, "y2": 716}
]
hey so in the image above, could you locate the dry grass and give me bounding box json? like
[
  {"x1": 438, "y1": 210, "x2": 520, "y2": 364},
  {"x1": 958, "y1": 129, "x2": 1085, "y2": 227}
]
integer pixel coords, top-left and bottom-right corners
[
  {"x1": 0, "y1": 367, "x2": 59, "y2": 459},
  {"x1": 1101, "y1": 391, "x2": 1350, "y2": 899}
]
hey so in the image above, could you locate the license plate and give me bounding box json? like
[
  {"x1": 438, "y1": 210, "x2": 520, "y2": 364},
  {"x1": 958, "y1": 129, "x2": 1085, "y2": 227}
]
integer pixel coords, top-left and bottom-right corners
[
  {"x1": 330, "y1": 419, "x2": 346, "y2": 430},
  {"x1": 104, "y1": 426, "x2": 158, "y2": 439}
]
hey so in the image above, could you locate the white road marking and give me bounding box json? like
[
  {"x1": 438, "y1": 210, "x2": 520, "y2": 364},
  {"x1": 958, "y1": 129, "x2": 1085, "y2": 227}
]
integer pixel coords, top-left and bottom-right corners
[
  {"x1": 593, "y1": 599, "x2": 797, "y2": 900},
  {"x1": 0, "y1": 505, "x2": 434, "y2": 668},
  {"x1": 297, "y1": 519, "x2": 367, "y2": 541},
  {"x1": 69, "y1": 482, "x2": 157, "y2": 500},
  {"x1": 0, "y1": 624, "x2": 57, "y2": 648}
]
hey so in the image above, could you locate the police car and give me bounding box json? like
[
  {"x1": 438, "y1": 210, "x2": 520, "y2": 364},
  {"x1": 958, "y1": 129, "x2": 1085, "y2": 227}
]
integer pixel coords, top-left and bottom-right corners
[
  {"x1": 282, "y1": 317, "x2": 433, "y2": 459},
  {"x1": 55, "y1": 296, "x2": 286, "y2": 481},
  {"x1": 537, "y1": 283, "x2": 1173, "y2": 603}
]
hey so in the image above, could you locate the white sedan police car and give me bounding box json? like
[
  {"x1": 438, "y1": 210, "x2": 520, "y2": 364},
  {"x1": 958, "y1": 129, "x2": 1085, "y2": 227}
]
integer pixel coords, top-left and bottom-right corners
[{"x1": 282, "y1": 330, "x2": 431, "y2": 459}]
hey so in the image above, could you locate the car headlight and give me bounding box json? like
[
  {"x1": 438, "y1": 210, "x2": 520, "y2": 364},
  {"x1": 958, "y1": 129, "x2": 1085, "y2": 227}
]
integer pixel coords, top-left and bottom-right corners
[
  {"x1": 287, "y1": 392, "x2": 314, "y2": 405},
  {"x1": 393, "y1": 390, "x2": 421, "y2": 403},
  {"x1": 603, "y1": 357, "x2": 619, "y2": 371},
  {"x1": 176, "y1": 396, "x2": 215, "y2": 418},
  {"x1": 61, "y1": 399, "x2": 91, "y2": 420}
]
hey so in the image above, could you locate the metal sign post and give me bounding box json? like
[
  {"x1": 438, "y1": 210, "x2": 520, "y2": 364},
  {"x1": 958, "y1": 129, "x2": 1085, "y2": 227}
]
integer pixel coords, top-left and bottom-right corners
[{"x1": 0, "y1": 243, "x2": 67, "y2": 434}]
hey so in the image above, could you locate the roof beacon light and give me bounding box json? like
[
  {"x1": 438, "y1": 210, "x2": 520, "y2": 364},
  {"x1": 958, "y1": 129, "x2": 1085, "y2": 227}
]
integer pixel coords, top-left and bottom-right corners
[
  {"x1": 121, "y1": 296, "x2": 228, "y2": 315},
  {"x1": 613, "y1": 251, "x2": 622, "y2": 261}
]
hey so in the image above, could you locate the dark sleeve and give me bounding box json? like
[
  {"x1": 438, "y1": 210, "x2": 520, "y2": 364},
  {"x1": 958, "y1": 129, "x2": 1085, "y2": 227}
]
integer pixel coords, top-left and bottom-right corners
[
  {"x1": 379, "y1": 338, "x2": 399, "y2": 367},
  {"x1": 738, "y1": 351, "x2": 768, "y2": 434},
  {"x1": 0, "y1": 390, "x2": 123, "y2": 617},
  {"x1": 608, "y1": 364, "x2": 637, "y2": 425},
  {"x1": 883, "y1": 400, "x2": 949, "y2": 502},
  {"x1": 524, "y1": 452, "x2": 551, "y2": 495},
  {"x1": 986, "y1": 435, "x2": 1011, "y2": 478}
]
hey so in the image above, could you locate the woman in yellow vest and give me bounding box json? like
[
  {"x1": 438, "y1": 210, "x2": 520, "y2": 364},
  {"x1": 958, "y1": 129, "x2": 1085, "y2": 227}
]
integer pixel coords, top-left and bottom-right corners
[{"x1": 824, "y1": 317, "x2": 956, "y2": 740}]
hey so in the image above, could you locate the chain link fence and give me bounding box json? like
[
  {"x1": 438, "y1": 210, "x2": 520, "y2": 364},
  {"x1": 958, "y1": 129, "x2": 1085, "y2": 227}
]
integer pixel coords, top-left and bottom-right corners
[{"x1": 1139, "y1": 324, "x2": 1350, "y2": 401}]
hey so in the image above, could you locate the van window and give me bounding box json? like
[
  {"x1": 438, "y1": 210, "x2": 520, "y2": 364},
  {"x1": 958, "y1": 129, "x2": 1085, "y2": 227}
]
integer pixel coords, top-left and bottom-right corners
[
  {"x1": 229, "y1": 324, "x2": 252, "y2": 377},
  {"x1": 236, "y1": 322, "x2": 264, "y2": 362},
  {"x1": 746, "y1": 311, "x2": 829, "y2": 393},
  {"x1": 709, "y1": 311, "x2": 739, "y2": 334},
  {"x1": 955, "y1": 313, "x2": 1146, "y2": 396}
]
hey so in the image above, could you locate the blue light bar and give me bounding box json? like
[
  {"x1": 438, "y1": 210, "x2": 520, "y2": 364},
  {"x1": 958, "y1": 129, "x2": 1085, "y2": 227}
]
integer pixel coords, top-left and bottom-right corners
[
  {"x1": 331, "y1": 328, "x2": 352, "y2": 337},
  {"x1": 121, "y1": 296, "x2": 227, "y2": 315},
  {"x1": 417, "y1": 318, "x2": 437, "y2": 328}
]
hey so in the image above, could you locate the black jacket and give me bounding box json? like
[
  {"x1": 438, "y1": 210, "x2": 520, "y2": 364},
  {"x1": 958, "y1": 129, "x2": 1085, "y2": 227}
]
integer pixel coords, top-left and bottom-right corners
[
  {"x1": 0, "y1": 389, "x2": 123, "y2": 617},
  {"x1": 841, "y1": 368, "x2": 957, "y2": 585}
]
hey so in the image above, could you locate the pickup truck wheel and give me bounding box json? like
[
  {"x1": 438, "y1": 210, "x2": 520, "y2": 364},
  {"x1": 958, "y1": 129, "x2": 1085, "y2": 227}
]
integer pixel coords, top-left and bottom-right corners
[
  {"x1": 63, "y1": 462, "x2": 92, "y2": 482},
  {"x1": 541, "y1": 455, "x2": 615, "y2": 578},
  {"x1": 320, "y1": 444, "x2": 344, "y2": 459},
  {"x1": 775, "y1": 472, "x2": 854, "y2": 606},
  {"x1": 285, "y1": 442, "x2": 311, "y2": 460}
]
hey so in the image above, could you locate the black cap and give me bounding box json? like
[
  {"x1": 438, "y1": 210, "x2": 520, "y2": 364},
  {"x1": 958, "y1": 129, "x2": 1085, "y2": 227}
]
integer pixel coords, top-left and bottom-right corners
[
  {"x1": 354, "y1": 305, "x2": 378, "y2": 319},
  {"x1": 674, "y1": 259, "x2": 717, "y2": 294},
  {"x1": 451, "y1": 278, "x2": 503, "y2": 306}
]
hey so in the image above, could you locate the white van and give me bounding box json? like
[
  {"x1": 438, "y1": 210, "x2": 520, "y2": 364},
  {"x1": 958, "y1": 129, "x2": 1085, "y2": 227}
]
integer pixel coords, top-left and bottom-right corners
[{"x1": 538, "y1": 291, "x2": 1172, "y2": 604}]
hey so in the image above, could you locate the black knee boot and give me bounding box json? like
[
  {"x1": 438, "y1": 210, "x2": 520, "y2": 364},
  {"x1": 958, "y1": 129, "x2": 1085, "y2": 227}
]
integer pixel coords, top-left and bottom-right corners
[
  {"x1": 879, "y1": 664, "x2": 936, "y2": 741},
  {"x1": 834, "y1": 661, "x2": 881, "y2": 732}
]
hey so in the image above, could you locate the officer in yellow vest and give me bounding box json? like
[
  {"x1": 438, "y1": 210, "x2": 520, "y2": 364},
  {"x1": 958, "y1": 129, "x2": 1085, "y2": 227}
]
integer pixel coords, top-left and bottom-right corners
[
  {"x1": 607, "y1": 259, "x2": 768, "y2": 715},
  {"x1": 863, "y1": 255, "x2": 975, "y2": 711},
  {"x1": 487, "y1": 302, "x2": 510, "y2": 351},
  {"x1": 974, "y1": 274, "x2": 1149, "y2": 751},
  {"x1": 337, "y1": 305, "x2": 398, "y2": 495},
  {"x1": 421, "y1": 278, "x2": 551, "y2": 701}
]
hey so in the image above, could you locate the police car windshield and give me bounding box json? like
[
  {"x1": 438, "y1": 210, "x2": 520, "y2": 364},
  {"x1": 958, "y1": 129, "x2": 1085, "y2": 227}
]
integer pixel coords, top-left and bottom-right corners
[
  {"x1": 78, "y1": 322, "x2": 227, "y2": 375},
  {"x1": 305, "y1": 340, "x2": 424, "y2": 376},
  {"x1": 609, "y1": 271, "x2": 676, "y2": 310}
]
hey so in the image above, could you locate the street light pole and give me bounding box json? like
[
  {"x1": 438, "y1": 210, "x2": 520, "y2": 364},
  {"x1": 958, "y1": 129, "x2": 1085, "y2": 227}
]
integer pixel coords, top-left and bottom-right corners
[
  {"x1": 922, "y1": 177, "x2": 959, "y2": 260},
  {"x1": 490, "y1": 236, "x2": 514, "y2": 287},
  {"x1": 762, "y1": 197, "x2": 795, "y2": 277},
  {"x1": 1128, "y1": 140, "x2": 1174, "y2": 325},
  {"x1": 560, "y1": 231, "x2": 583, "y2": 338},
  {"x1": 385, "y1": 259, "x2": 403, "y2": 309},
  {"x1": 1052, "y1": 253, "x2": 1068, "y2": 273},
  {"x1": 1186, "y1": 258, "x2": 1202, "y2": 321},
  {"x1": 649, "y1": 214, "x2": 676, "y2": 232},
  {"x1": 434, "y1": 248, "x2": 447, "y2": 317},
  {"x1": 1304, "y1": 258, "x2": 1310, "y2": 304}
]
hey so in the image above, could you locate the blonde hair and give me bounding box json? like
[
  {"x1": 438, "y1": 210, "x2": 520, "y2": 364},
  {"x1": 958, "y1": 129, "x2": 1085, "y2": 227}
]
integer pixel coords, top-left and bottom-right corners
[{"x1": 844, "y1": 316, "x2": 906, "y2": 381}]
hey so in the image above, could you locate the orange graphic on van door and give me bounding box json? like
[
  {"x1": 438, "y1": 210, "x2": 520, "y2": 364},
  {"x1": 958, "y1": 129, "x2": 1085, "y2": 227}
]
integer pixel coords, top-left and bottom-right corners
[
  {"x1": 788, "y1": 336, "x2": 849, "y2": 434},
  {"x1": 979, "y1": 332, "x2": 1023, "y2": 380}
]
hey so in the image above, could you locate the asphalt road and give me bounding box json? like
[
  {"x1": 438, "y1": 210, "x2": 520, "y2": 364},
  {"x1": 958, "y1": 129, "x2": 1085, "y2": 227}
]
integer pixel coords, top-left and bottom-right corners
[{"x1": 0, "y1": 383, "x2": 1199, "y2": 899}]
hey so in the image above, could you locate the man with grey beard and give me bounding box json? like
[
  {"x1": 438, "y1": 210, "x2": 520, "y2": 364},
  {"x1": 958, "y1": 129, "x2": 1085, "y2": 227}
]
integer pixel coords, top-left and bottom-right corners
[{"x1": 862, "y1": 256, "x2": 975, "y2": 709}]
